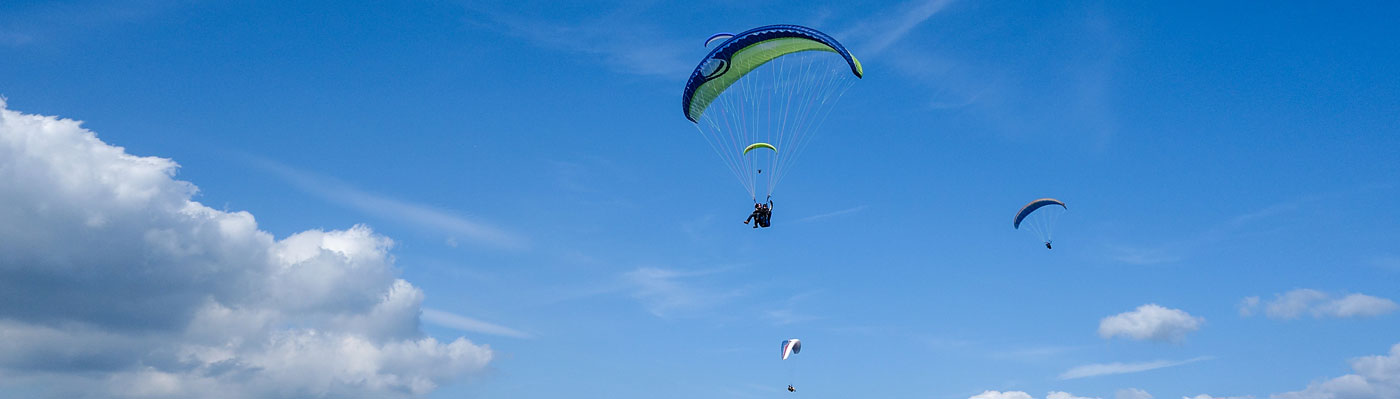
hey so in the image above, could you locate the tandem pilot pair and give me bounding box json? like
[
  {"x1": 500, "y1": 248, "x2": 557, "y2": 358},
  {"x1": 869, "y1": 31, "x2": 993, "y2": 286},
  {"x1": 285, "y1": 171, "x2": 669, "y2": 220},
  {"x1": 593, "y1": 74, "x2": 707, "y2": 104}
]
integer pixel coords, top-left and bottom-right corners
[{"x1": 744, "y1": 198, "x2": 773, "y2": 228}]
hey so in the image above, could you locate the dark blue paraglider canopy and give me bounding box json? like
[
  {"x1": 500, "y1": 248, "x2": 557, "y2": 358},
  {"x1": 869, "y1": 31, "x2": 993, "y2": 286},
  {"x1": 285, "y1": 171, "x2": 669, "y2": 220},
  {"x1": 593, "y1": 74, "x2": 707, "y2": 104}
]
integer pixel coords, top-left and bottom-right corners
[{"x1": 1013, "y1": 198, "x2": 1066, "y2": 229}]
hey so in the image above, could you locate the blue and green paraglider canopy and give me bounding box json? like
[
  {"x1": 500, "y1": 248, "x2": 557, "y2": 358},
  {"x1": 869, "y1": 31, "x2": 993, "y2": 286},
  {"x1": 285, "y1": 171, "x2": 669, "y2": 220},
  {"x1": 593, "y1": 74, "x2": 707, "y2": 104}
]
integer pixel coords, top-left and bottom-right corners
[
  {"x1": 680, "y1": 24, "x2": 862, "y2": 200},
  {"x1": 682, "y1": 24, "x2": 863, "y2": 123}
]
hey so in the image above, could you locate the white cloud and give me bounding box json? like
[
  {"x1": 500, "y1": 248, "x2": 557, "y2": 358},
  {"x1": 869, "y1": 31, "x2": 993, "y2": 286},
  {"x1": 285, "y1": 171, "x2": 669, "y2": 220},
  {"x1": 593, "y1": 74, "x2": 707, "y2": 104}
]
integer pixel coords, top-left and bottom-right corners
[
  {"x1": 1255, "y1": 289, "x2": 1398, "y2": 320},
  {"x1": 970, "y1": 391, "x2": 1098, "y2": 399},
  {"x1": 1239, "y1": 296, "x2": 1261, "y2": 317},
  {"x1": 971, "y1": 391, "x2": 1034, "y2": 399},
  {"x1": 1185, "y1": 395, "x2": 1253, "y2": 399},
  {"x1": 0, "y1": 100, "x2": 491, "y2": 397},
  {"x1": 1117, "y1": 388, "x2": 1154, "y2": 399},
  {"x1": 1098, "y1": 304, "x2": 1204, "y2": 342},
  {"x1": 1326, "y1": 294, "x2": 1399, "y2": 318},
  {"x1": 1272, "y1": 342, "x2": 1400, "y2": 399},
  {"x1": 1265, "y1": 289, "x2": 1327, "y2": 319},
  {"x1": 1059, "y1": 357, "x2": 1212, "y2": 380}
]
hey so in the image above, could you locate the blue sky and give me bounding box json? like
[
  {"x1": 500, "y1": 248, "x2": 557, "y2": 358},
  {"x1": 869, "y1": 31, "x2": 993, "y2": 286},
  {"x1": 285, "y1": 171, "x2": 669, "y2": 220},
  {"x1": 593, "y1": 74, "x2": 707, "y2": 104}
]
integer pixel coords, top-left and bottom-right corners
[{"x1": 2, "y1": 1, "x2": 1399, "y2": 398}]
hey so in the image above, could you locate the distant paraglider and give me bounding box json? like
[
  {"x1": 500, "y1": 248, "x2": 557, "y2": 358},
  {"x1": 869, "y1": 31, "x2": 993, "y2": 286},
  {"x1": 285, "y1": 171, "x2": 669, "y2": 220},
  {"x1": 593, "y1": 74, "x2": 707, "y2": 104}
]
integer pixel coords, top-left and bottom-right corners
[
  {"x1": 1014, "y1": 198, "x2": 1067, "y2": 249},
  {"x1": 744, "y1": 142, "x2": 776, "y2": 175},
  {"x1": 743, "y1": 142, "x2": 777, "y2": 155},
  {"x1": 781, "y1": 339, "x2": 802, "y2": 392}
]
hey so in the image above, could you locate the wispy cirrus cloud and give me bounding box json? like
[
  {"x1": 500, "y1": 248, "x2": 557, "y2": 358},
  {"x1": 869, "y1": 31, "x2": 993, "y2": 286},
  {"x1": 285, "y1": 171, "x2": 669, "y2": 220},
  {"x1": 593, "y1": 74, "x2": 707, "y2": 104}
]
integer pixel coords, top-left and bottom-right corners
[
  {"x1": 991, "y1": 345, "x2": 1080, "y2": 361},
  {"x1": 796, "y1": 205, "x2": 867, "y2": 223},
  {"x1": 1104, "y1": 195, "x2": 1321, "y2": 265},
  {"x1": 623, "y1": 266, "x2": 744, "y2": 318},
  {"x1": 840, "y1": 0, "x2": 955, "y2": 56},
  {"x1": 0, "y1": 1, "x2": 175, "y2": 47},
  {"x1": 1107, "y1": 245, "x2": 1183, "y2": 265},
  {"x1": 1371, "y1": 254, "x2": 1400, "y2": 271},
  {"x1": 1059, "y1": 356, "x2": 1212, "y2": 380},
  {"x1": 422, "y1": 308, "x2": 531, "y2": 339},
  {"x1": 462, "y1": 6, "x2": 692, "y2": 78},
  {"x1": 251, "y1": 158, "x2": 527, "y2": 250},
  {"x1": 764, "y1": 291, "x2": 823, "y2": 326},
  {"x1": 463, "y1": 0, "x2": 955, "y2": 80}
]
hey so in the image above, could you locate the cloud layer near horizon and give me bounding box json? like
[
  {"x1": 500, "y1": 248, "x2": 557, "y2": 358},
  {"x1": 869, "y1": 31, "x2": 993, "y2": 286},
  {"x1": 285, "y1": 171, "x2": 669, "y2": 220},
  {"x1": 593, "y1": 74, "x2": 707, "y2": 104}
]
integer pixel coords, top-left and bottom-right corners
[
  {"x1": 1273, "y1": 343, "x2": 1400, "y2": 399},
  {"x1": 0, "y1": 100, "x2": 490, "y2": 398}
]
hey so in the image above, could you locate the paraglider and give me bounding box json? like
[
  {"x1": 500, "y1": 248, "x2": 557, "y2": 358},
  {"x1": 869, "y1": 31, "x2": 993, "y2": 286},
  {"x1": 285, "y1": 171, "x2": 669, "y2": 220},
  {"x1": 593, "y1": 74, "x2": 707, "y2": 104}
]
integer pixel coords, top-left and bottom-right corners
[
  {"x1": 704, "y1": 33, "x2": 735, "y2": 48},
  {"x1": 744, "y1": 143, "x2": 776, "y2": 175},
  {"x1": 743, "y1": 142, "x2": 777, "y2": 155},
  {"x1": 1014, "y1": 198, "x2": 1067, "y2": 249},
  {"x1": 781, "y1": 338, "x2": 801, "y2": 392},
  {"x1": 681, "y1": 25, "x2": 862, "y2": 221}
]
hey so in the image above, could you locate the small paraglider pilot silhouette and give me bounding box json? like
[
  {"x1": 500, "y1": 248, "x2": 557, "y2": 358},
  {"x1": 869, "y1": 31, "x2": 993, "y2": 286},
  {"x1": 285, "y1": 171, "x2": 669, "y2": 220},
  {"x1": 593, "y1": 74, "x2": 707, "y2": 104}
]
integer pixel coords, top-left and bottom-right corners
[
  {"x1": 788, "y1": 385, "x2": 796, "y2": 392},
  {"x1": 1045, "y1": 241, "x2": 1053, "y2": 250}
]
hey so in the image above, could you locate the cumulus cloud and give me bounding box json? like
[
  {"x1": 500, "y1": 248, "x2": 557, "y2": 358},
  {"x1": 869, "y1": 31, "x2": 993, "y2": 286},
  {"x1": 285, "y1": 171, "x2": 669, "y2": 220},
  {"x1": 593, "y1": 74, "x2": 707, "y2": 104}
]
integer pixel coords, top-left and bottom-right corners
[
  {"x1": 1246, "y1": 289, "x2": 1398, "y2": 320},
  {"x1": 1272, "y1": 342, "x2": 1400, "y2": 399},
  {"x1": 1117, "y1": 388, "x2": 1154, "y2": 399},
  {"x1": 0, "y1": 100, "x2": 491, "y2": 397},
  {"x1": 971, "y1": 391, "x2": 1034, "y2": 399},
  {"x1": 1098, "y1": 304, "x2": 1204, "y2": 342}
]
